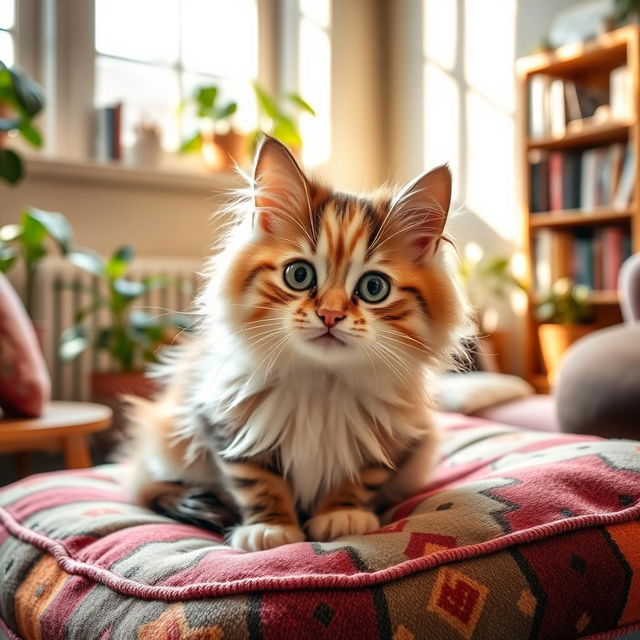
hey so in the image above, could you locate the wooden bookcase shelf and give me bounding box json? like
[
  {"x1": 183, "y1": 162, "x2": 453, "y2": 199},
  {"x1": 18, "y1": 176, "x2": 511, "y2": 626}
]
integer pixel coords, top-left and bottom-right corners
[
  {"x1": 527, "y1": 120, "x2": 631, "y2": 151},
  {"x1": 517, "y1": 26, "x2": 640, "y2": 389},
  {"x1": 530, "y1": 206, "x2": 633, "y2": 228}
]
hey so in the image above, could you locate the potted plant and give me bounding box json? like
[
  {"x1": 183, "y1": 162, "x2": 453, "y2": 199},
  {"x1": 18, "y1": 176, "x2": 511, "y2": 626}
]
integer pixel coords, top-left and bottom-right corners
[
  {"x1": 59, "y1": 244, "x2": 191, "y2": 405},
  {"x1": 458, "y1": 250, "x2": 526, "y2": 371},
  {"x1": 536, "y1": 278, "x2": 593, "y2": 383},
  {"x1": 0, "y1": 208, "x2": 73, "y2": 321},
  {"x1": 179, "y1": 85, "x2": 243, "y2": 170},
  {"x1": 0, "y1": 60, "x2": 45, "y2": 185},
  {"x1": 250, "y1": 83, "x2": 315, "y2": 157}
]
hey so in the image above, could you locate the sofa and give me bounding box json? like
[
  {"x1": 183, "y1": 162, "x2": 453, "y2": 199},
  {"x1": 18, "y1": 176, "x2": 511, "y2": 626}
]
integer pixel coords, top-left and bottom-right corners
[{"x1": 0, "y1": 413, "x2": 639, "y2": 640}]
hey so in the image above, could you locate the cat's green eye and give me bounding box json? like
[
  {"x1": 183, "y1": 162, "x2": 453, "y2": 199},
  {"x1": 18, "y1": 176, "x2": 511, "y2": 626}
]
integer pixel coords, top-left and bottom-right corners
[
  {"x1": 357, "y1": 272, "x2": 390, "y2": 303},
  {"x1": 284, "y1": 261, "x2": 316, "y2": 291}
]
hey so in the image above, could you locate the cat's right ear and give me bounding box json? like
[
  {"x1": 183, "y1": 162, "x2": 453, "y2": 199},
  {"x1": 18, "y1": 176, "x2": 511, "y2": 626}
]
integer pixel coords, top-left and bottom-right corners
[{"x1": 252, "y1": 135, "x2": 311, "y2": 235}]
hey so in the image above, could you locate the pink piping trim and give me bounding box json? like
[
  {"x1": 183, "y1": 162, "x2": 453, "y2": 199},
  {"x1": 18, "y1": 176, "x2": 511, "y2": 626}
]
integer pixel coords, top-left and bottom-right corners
[
  {"x1": 0, "y1": 614, "x2": 23, "y2": 640},
  {"x1": 1, "y1": 503, "x2": 639, "y2": 600}
]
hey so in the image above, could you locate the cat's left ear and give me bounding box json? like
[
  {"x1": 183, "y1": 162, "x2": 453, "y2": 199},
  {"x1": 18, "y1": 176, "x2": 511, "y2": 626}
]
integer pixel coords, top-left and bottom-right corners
[
  {"x1": 389, "y1": 165, "x2": 451, "y2": 258},
  {"x1": 252, "y1": 135, "x2": 311, "y2": 235}
]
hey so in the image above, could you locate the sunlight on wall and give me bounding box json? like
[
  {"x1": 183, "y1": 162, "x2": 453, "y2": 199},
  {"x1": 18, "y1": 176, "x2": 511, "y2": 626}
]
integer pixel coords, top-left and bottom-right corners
[
  {"x1": 299, "y1": 0, "x2": 331, "y2": 167},
  {"x1": 423, "y1": 0, "x2": 457, "y2": 71},
  {"x1": 423, "y1": 61, "x2": 460, "y2": 201},
  {"x1": 464, "y1": 0, "x2": 516, "y2": 113},
  {"x1": 465, "y1": 90, "x2": 516, "y2": 239}
]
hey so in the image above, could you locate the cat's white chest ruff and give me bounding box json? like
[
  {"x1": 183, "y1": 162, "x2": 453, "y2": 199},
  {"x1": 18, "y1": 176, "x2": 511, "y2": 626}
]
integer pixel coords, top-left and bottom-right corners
[{"x1": 218, "y1": 369, "x2": 409, "y2": 508}]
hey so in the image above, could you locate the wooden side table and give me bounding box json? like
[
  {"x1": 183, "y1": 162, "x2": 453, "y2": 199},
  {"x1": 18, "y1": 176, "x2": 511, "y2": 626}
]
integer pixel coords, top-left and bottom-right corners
[{"x1": 0, "y1": 401, "x2": 112, "y2": 470}]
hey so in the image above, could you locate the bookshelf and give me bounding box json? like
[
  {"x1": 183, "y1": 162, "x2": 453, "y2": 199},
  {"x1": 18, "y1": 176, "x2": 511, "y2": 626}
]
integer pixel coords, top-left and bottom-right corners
[{"x1": 517, "y1": 26, "x2": 640, "y2": 392}]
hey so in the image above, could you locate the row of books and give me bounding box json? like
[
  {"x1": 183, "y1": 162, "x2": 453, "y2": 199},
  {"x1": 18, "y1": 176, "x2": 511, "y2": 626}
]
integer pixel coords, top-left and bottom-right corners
[
  {"x1": 528, "y1": 66, "x2": 631, "y2": 139},
  {"x1": 94, "y1": 103, "x2": 122, "y2": 162},
  {"x1": 529, "y1": 143, "x2": 635, "y2": 213},
  {"x1": 534, "y1": 227, "x2": 632, "y2": 293}
]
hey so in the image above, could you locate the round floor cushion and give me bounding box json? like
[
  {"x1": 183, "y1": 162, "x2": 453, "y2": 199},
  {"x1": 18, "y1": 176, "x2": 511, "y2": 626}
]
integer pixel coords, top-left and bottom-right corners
[
  {"x1": 556, "y1": 324, "x2": 640, "y2": 439},
  {"x1": 0, "y1": 414, "x2": 639, "y2": 639}
]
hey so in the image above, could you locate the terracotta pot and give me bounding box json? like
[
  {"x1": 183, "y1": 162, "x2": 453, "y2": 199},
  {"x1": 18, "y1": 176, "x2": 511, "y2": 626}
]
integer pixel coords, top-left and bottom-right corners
[
  {"x1": 90, "y1": 372, "x2": 157, "y2": 460},
  {"x1": 538, "y1": 323, "x2": 592, "y2": 385},
  {"x1": 214, "y1": 129, "x2": 248, "y2": 167}
]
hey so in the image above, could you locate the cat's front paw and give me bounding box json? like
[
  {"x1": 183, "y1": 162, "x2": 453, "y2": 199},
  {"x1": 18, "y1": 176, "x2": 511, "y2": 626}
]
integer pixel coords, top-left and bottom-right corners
[
  {"x1": 229, "y1": 523, "x2": 306, "y2": 551},
  {"x1": 306, "y1": 509, "x2": 380, "y2": 541}
]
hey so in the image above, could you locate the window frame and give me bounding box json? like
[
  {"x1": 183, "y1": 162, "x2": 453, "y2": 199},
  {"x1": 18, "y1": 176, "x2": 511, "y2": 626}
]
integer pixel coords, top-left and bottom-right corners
[{"x1": 12, "y1": 0, "x2": 282, "y2": 162}]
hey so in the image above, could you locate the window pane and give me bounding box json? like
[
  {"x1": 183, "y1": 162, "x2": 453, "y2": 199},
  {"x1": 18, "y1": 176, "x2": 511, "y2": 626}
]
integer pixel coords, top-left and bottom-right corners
[
  {"x1": 95, "y1": 55, "x2": 180, "y2": 150},
  {"x1": 0, "y1": 0, "x2": 14, "y2": 30},
  {"x1": 95, "y1": 0, "x2": 180, "y2": 64},
  {"x1": 300, "y1": 0, "x2": 329, "y2": 28},
  {"x1": 299, "y1": 8, "x2": 331, "y2": 166},
  {"x1": 182, "y1": 72, "x2": 256, "y2": 134},
  {"x1": 181, "y1": 0, "x2": 257, "y2": 79},
  {"x1": 0, "y1": 30, "x2": 13, "y2": 66}
]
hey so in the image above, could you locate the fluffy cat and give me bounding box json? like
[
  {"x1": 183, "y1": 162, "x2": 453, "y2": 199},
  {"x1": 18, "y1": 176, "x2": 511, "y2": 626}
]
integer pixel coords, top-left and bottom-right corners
[{"x1": 123, "y1": 136, "x2": 470, "y2": 551}]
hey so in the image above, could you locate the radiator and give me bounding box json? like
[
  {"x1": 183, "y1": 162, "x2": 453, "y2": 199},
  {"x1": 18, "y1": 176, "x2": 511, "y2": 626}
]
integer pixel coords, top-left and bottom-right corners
[{"x1": 18, "y1": 256, "x2": 202, "y2": 401}]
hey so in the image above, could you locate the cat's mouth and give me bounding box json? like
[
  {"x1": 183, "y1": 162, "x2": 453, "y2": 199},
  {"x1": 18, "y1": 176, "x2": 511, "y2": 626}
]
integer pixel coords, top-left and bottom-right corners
[{"x1": 310, "y1": 331, "x2": 346, "y2": 347}]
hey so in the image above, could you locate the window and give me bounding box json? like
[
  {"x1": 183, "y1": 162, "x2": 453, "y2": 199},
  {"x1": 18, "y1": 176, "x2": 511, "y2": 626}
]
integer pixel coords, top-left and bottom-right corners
[
  {"x1": 0, "y1": 0, "x2": 15, "y2": 66},
  {"x1": 94, "y1": 0, "x2": 258, "y2": 151},
  {"x1": 298, "y1": 0, "x2": 331, "y2": 166}
]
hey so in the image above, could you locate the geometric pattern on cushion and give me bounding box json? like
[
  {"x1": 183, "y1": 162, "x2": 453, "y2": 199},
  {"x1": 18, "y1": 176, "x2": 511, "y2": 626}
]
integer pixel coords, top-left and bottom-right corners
[{"x1": 0, "y1": 413, "x2": 639, "y2": 640}]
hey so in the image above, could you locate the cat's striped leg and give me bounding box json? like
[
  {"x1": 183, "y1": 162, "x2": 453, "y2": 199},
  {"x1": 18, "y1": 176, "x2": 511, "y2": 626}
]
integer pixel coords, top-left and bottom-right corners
[
  {"x1": 306, "y1": 468, "x2": 390, "y2": 541},
  {"x1": 219, "y1": 461, "x2": 305, "y2": 551}
]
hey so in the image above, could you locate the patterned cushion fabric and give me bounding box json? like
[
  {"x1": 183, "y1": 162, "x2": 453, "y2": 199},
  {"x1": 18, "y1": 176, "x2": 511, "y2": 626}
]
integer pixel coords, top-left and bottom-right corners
[
  {"x1": 0, "y1": 414, "x2": 639, "y2": 640},
  {"x1": 0, "y1": 274, "x2": 50, "y2": 417}
]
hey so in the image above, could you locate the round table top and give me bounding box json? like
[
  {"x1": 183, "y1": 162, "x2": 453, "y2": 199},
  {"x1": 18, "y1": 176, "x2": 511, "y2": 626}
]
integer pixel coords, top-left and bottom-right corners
[{"x1": 0, "y1": 401, "x2": 113, "y2": 442}]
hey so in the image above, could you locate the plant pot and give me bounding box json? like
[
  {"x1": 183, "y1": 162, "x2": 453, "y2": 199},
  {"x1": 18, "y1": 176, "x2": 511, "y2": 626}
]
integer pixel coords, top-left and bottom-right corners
[
  {"x1": 214, "y1": 129, "x2": 248, "y2": 168},
  {"x1": 538, "y1": 323, "x2": 592, "y2": 385},
  {"x1": 90, "y1": 371, "x2": 157, "y2": 460}
]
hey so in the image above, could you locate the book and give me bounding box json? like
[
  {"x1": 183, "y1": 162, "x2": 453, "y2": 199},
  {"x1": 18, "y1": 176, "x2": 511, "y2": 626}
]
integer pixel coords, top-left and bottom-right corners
[
  {"x1": 530, "y1": 151, "x2": 550, "y2": 213},
  {"x1": 534, "y1": 230, "x2": 552, "y2": 293},
  {"x1": 549, "y1": 79, "x2": 566, "y2": 138},
  {"x1": 611, "y1": 66, "x2": 632, "y2": 121},
  {"x1": 564, "y1": 80, "x2": 582, "y2": 122},
  {"x1": 529, "y1": 75, "x2": 551, "y2": 138},
  {"x1": 601, "y1": 226, "x2": 624, "y2": 290},
  {"x1": 549, "y1": 152, "x2": 564, "y2": 211},
  {"x1": 562, "y1": 152, "x2": 582, "y2": 210},
  {"x1": 580, "y1": 149, "x2": 599, "y2": 211},
  {"x1": 573, "y1": 232, "x2": 595, "y2": 288},
  {"x1": 612, "y1": 143, "x2": 635, "y2": 209},
  {"x1": 608, "y1": 143, "x2": 626, "y2": 201}
]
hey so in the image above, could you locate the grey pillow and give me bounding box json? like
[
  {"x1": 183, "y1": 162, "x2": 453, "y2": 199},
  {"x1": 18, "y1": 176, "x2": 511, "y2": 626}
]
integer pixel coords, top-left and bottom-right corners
[{"x1": 556, "y1": 324, "x2": 640, "y2": 438}]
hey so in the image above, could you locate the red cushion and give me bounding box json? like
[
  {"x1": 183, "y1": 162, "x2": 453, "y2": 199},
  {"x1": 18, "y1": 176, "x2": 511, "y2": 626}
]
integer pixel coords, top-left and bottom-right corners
[
  {"x1": 0, "y1": 273, "x2": 50, "y2": 417},
  {"x1": 0, "y1": 414, "x2": 639, "y2": 639}
]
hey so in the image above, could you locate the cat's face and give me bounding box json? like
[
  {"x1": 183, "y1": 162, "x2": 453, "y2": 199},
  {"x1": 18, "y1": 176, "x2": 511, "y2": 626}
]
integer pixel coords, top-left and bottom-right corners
[{"x1": 221, "y1": 137, "x2": 466, "y2": 372}]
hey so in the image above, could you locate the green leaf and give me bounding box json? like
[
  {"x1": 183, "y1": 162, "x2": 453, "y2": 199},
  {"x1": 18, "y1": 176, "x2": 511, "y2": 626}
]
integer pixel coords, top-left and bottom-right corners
[
  {"x1": 272, "y1": 116, "x2": 302, "y2": 146},
  {"x1": 106, "y1": 244, "x2": 134, "y2": 279},
  {"x1": 0, "y1": 244, "x2": 16, "y2": 272},
  {"x1": 73, "y1": 298, "x2": 105, "y2": 324},
  {"x1": 18, "y1": 120, "x2": 43, "y2": 147},
  {"x1": 214, "y1": 101, "x2": 237, "y2": 121},
  {"x1": 196, "y1": 86, "x2": 218, "y2": 116},
  {"x1": 0, "y1": 148, "x2": 23, "y2": 185},
  {"x1": 95, "y1": 328, "x2": 113, "y2": 350},
  {"x1": 7, "y1": 66, "x2": 45, "y2": 118},
  {"x1": 59, "y1": 325, "x2": 89, "y2": 361},
  {"x1": 68, "y1": 249, "x2": 105, "y2": 276},
  {"x1": 26, "y1": 208, "x2": 73, "y2": 253},
  {"x1": 179, "y1": 132, "x2": 203, "y2": 154},
  {"x1": 286, "y1": 93, "x2": 316, "y2": 116},
  {"x1": 20, "y1": 210, "x2": 48, "y2": 251},
  {"x1": 253, "y1": 83, "x2": 279, "y2": 119},
  {"x1": 113, "y1": 278, "x2": 146, "y2": 298}
]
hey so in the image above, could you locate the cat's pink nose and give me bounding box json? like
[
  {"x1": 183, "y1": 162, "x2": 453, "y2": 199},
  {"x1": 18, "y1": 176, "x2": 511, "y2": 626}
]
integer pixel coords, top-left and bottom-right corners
[{"x1": 317, "y1": 308, "x2": 346, "y2": 328}]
